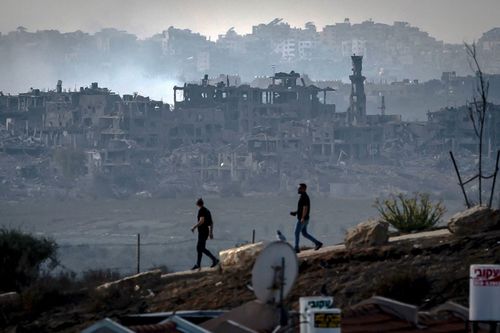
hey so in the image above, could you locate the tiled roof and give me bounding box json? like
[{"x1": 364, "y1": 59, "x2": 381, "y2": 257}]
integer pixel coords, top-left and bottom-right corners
[
  {"x1": 84, "y1": 297, "x2": 493, "y2": 333},
  {"x1": 343, "y1": 303, "x2": 421, "y2": 333},
  {"x1": 341, "y1": 297, "x2": 489, "y2": 333},
  {"x1": 128, "y1": 321, "x2": 180, "y2": 333},
  {"x1": 418, "y1": 302, "x2": 472, "y2": 333}
]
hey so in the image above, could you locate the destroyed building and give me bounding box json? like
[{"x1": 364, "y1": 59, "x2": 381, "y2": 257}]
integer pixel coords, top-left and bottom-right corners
[
  {"x1": 174, "y1": 72, "x2": 336, "y2": 134},
  {"x1": 0, "y1": 81, "x2": 170, "y2": 176},
  {"x1": 1, "y1": 54, "x2": 500, "y2": 198},
  {"x1": 325, "y1": 55, "x2": 403, "y2": 159},
  {"x1": 427, "y1": 104, "x2": 500, "y2": 154},
  {"x1": 172, "y1": 71, "x2": 338, "y2": 183}
]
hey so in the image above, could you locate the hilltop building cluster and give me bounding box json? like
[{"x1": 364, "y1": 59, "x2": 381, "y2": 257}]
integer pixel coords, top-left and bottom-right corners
[
  {"x1": 2, "y1": 21, "x2": 500, "y2": 97},
  {"x1": 164, "y1": 20, "x2": 500, "y2": 81}
]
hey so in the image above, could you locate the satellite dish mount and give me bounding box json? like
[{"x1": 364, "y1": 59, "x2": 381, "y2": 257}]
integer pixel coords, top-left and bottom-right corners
[{"x1": 251, "y1": 242, "x2": 299, "y2": 327}]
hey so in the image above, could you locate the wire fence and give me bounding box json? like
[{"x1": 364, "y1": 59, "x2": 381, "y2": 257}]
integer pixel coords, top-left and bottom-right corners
[
  {"x1": 55, "y1": 233, "x2": 253, "y2": 275},
  {"x1": 53, "y1": 230, "x2": 342, "y2": 276},
  {"x1": 58, "y1": 238, "x2": 240, "y2": 248}
]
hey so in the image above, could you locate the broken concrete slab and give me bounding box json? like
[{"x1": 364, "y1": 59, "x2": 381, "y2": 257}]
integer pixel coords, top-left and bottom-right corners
[
  {"x1": 219, "y1": 242, "x2": 264, "y2": 268},
  {"x1": 0, "y1": 292, "x2": 20, "y2": 306},
  {"x1": 96, "y1": 269, "x2": 162, "y2": 291},
  {"x1": 447, "y1": 205, "x2": 500, "y2": 236},
  {"x1": 345, "y1": 220, "x2": 389, "y2": 249}
]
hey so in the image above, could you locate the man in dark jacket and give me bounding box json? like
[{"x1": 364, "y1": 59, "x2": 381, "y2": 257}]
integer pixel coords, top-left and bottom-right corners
[
  {"x1": 191, "y1": 198, "x2": 219, "y2": 269},
  {"x1": 290, "y1": 183, "x2": 323, "y2": 253}
]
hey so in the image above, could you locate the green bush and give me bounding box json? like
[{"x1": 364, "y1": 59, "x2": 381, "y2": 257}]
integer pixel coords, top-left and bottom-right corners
[
  {"x1": 375, "y1": 193, "x2": 446, "y2": 233},
  {"x1": 0, "y1": 228, "x2": 58, "y2": 292}
]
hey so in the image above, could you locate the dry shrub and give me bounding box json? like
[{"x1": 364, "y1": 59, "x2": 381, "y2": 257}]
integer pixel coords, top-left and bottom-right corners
[
  {"x1": 87, "y1": 283, "x2": 139, "y2": 312},
  {"x1": 81, "y1": 269, "x2": 122, "y2": 288},
  {"x1": 375, "y1": 193, "x2": 445, "y2": 233}
]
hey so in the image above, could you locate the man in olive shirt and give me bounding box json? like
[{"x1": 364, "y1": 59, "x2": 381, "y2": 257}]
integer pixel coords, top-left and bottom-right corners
[
  {"x1": 290, "y1": 183, "x2": 323, "y2": 253},
  {"x1": 191, "y1": 198, "x2": 219, "y2": 269}
]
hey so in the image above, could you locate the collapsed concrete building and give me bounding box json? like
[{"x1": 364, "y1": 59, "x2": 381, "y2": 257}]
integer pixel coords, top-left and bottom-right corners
[
  {"x1": 172, "y1": 71, "x2": 339, "y2": 182},
  {"x1": 173, "y1": 72, "x2": 335, "y2": 133},
  {"x1": 1, "y1": 55, "x2": 499, "y2": 197},
  {"x1": 0, "y1": 82, "x2": 169, "y2": 173},
  {"x1": 426, "y1": 104, "x2": 500, "y2": 155}
]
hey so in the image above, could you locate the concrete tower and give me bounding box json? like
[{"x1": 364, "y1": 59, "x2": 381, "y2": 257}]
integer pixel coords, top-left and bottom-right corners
[{"x1": 348, "y1": 55, "x2": 366, "y2": 126}]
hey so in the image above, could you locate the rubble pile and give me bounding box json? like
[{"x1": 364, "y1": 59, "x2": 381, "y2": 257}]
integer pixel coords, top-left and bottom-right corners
[
  {"x1": 0, "y1": 61, "x2": 498, "y2": 200},
  {"x1": 0, "y1": 152, "x2": 61, "y2": 200}
]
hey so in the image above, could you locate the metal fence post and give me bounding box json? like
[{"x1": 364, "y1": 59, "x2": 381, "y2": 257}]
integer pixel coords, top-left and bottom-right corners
[{"x1": 136, "y1": 233, "x2": 141, "y2": 274}]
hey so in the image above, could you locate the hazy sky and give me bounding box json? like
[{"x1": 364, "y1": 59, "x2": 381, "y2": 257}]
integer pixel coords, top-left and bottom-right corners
[{"x1": 1, "y1": 0, "x2": 499, "y2": 43}]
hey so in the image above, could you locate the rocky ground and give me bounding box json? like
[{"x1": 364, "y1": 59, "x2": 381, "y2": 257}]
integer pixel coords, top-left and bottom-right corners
[{"x1": 3, "y1": 228, "x2": 500, "y2": 332}]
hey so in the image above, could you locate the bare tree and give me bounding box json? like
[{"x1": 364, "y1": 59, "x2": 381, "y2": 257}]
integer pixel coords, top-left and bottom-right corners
[
  {"x1": 466, "y1": 43, "x2": 489, "y2": 205},
  {"x1": 450, "y1": 42, "x2": 499, "y2": 208}
]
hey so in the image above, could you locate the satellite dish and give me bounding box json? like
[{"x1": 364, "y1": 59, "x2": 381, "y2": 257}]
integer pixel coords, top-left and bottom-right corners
[{"x1": 251, "y1": 241, "x2": 298, "y2": 304}]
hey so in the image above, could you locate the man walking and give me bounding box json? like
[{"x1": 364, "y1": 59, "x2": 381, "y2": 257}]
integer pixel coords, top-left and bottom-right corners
[
  {"x1": 290, "y1": 183, "x2": 323, "y2": 253},
  {"x1": 191, "y1": 198, "x2": 219, "y2": 270}
]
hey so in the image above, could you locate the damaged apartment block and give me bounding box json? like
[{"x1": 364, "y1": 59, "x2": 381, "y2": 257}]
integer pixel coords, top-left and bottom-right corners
[{"x1": 1, "y1": 56, "x2": 499, "y2": 196}]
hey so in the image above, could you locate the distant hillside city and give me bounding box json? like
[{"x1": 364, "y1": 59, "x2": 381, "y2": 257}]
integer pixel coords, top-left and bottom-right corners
[
  {"x1": 0, "y1": 19, "x2": 499, "y2": 200},
  {"x1": 1, "y1": 19, "x2": 500, "y2": 93}
]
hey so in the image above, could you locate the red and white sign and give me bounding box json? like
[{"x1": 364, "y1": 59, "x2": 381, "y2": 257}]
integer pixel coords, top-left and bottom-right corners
[
  {"x1": 472, "y1": 266, "x2": 500, "y2": 286},
  {"x1": 470, "y1": 265, "x2": 500, "y2": 321}
]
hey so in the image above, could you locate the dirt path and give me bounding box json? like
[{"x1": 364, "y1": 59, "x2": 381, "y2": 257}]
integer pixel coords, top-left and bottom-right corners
[{"x1": 160, "y1": 228, "x2": 452, "y2": 280}]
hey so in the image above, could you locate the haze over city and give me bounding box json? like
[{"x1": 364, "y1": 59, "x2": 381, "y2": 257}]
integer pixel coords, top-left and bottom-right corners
[
  {"x1": 1, "y1": 1, "x2": 500, "y2": 331},
  {"x1": 2, "y1": 0, "x2": 500, "y2": 43}
]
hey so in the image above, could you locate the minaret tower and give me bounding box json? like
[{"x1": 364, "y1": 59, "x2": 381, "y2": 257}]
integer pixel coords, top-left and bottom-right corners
[{"x1": 348, "y1": 55, "x2": 366, "y2": 126}]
